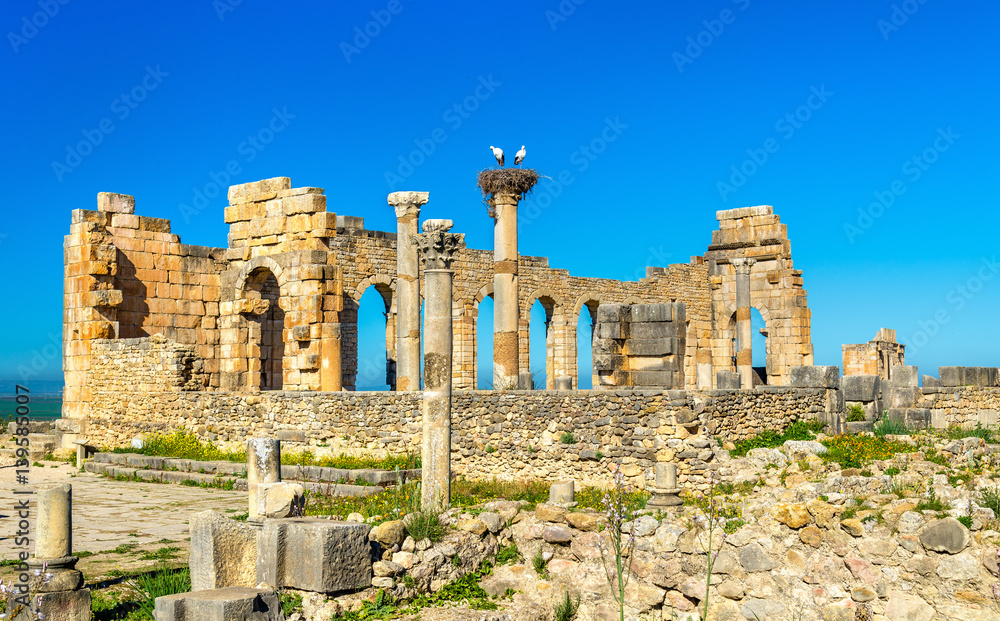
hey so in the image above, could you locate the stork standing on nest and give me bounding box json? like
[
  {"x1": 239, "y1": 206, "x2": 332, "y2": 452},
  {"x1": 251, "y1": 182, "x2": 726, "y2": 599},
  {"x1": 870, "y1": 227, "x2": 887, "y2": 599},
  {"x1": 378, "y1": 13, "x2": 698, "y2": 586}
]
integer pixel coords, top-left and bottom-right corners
[
  {"x1": 514, "y1": 145, "x2": 526, "y2": 167},
  {"x1": 489, "y1": 145, "x2": 504, "y2": 167}
]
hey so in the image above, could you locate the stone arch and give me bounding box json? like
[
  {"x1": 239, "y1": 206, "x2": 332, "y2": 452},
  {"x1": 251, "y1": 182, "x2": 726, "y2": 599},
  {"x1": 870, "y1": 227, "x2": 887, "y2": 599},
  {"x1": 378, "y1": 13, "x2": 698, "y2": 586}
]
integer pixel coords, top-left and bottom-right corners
[
  {"x1": 721, "y1": 300, "x2": 775, "y2": 384},
  {"x1": 344, "y1": 274, "x2": 396, "y2": 390},
  {"x1": 473, "y1": 282, "x2": 494, "y2": 306},
  {"x1": 235, "y1": 256, "x2": 287, "y2": 296},
  {"x1": 521, "y1": 288, "x2": 563, "y2": 389},
  {"x1": 352, "y1": 274, "x2": 396, "y2": 304},
  {"x1": 242, "y1": 265, "x2": 285, "y2": 391}
]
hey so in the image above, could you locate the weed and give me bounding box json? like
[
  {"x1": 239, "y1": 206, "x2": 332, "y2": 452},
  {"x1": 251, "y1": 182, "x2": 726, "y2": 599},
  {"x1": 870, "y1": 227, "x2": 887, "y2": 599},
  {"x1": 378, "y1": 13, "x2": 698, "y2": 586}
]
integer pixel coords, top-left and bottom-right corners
[
  {"x1": 553, "y1": 590, "x2": 581, "y2": 621},
  {"x1": 873, "y1": 412, "x2": 908, "y2": 437},
  {"x1": 279, "y1": 591, "x2": 303, "y2": 617},
  {"x1": 532, "y1": 546, "x2": 549, "y2": 578},
  {"x1": 124, "y1": 566, "x2": 191, "y2": 619},
  {"x1": 957, "y1": 515, "x2": 973, "y2": 529},
  {"x1": 846, "y1": 404, "x2": 866, "y2": 423},
  {"x1": 730, "y1": 419, "x2": 826, "y2": 457},
  {"x1": 821, "y1": 435, "x2": 913, "y2": 469},
  {"x1": 140, "y1": 546, "x2": 180, "y2": 561},
  {"x1": 495, "y1": 542, "x2": 520, "y2": 565},
  {"x1": 560, "y1": 431, "x2": 576, "y2": 444},
  {"x1": 916, "y1": 488, "x2": 947, "y2": 512},
  {"x1": 978, "y1": 487, "x2": 1000, "y2": 516},
  {"x1": 945, "y1": 423, "x2": 995, "y2": 444},
  {"x1": 405, "y1": 511, "x2": 444, "y2": 543},
  {"x1": 485, "y1": 444, "x2": 496, "y2": 454},
  {"x1": 884, "y1": 467, "x2": 901, "y2": 477}
]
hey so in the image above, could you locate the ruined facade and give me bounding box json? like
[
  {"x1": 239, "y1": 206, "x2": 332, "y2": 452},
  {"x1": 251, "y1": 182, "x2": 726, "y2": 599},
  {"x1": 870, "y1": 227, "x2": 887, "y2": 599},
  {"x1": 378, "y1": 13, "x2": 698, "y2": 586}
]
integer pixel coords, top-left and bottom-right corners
[
  {"x1": 842, "y1": 327, "x2": 906, "y2": 378},
  {"x1": 61, "y1": 177, "x2": 814, "y2": 441}
]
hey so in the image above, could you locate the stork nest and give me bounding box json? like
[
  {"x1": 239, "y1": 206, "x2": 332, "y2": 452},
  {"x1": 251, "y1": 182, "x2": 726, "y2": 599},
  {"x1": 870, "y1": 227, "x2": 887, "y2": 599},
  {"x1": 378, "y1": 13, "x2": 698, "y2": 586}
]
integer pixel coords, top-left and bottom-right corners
[{"x1": 477, "y1": 168, "x2": 540, "y2": 205}]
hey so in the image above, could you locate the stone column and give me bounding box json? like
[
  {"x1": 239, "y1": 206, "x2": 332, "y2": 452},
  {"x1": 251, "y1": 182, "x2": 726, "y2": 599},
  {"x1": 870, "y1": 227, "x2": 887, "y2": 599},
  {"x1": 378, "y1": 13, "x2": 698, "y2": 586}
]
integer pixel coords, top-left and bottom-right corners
[
  {"x1": 320, "y1": 323, "x2": 342, "y2": 391},
  {"x1": 247, "y1": 438, "x2": 281, "y2": 522},
  {"x1": 491, "y1": 193, "x2": 521, "y2": 389},
  {"x1": 31, "y1": 483, "x2": 91, "y2": 621},
  {"x1": 389, "y1": 191, "x2": 429, "y2": 391},
  {"x1": 414, "y1": 219, "x2": 464, "y2": 511},
  {"x1": 732, "y1": 258, "x2": 756, "y2": 389}
]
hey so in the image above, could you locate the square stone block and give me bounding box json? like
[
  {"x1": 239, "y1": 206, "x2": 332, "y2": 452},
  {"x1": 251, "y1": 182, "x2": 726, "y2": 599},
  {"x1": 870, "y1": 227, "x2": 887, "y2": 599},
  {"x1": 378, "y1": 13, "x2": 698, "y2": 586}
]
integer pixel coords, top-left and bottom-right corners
[
  {"x1": 716, "y1": 370, "x2": 740, "y2": 390},
  {"x1": 628, "y1": 303, "x2": 673, "y2": 323},
  {"x1": 596, "y1": 303, "x2": 626, "y2": 323},
  {"x1": 789, "y1": 366, "x2": 840, "y2": 388},
  {"x1": 257, "y1": 519, "x2": 372, "y2": 593},
  {"x1": 33, "y1": 588, "x2": 91, "y2": 621},
  {"x1": 938, "y1": 366, "x2": 962, "y2": 387},
  {"x1": 155, "y1": 587, "x2": 282, "y2": 621},
  {"x1": 190, "y1": 511, "x2": 260, "y2": 591},
  {"x1": 842, "y1": 375, "x2": 879, "y2": 402},
  {"x1": 625, "y1": 338, "x2": 677, "y2": 356},
  {"x1": 889, "y1": 365, "x2": 918, "y2": 387},
  {"x1": 628, "y1": 322, "x2": 674, "y2": 339}
]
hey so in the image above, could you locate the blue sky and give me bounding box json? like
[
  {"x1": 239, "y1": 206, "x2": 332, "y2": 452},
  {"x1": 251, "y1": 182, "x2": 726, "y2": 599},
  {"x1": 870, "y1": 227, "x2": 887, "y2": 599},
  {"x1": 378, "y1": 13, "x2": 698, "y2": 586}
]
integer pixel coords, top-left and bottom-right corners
[{"x1": 2, "y1": 0, "x2": 998, "y2": 388}]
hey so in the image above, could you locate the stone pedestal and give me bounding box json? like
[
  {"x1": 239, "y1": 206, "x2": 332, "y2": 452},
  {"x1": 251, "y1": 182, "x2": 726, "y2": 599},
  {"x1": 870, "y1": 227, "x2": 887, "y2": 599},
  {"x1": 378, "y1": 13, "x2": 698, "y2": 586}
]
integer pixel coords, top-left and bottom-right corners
[
  {"x1": 646, "y1": 463, "x2": 682, "y2": 509},
  {"x1": 24, "y1": 484, "x2": 90, "y2": 621},
  {"x1": 549, "y1": 481, "x2": 575, "y2": 505},
  {"x1": 247, "y1": 438, "x2": 281, "y2": 523},
  {"x1": 414, "y1": 219, "x2": 463, "y2": 511},
  {"x1": 155, "y1": 587, "x2": 283, "y2": 621},
  {"x1": 257, "y1": 519, "x2": 372, "y2": 592},
  {"x1": 732, "y1": 258, "x2": 756, "y2": 389},
  {"x1": 388, "y1": 191, "x2": 428, "y2": 392},
  {"x1": 491, "y1": 193, "x2": 520, "y2": 389}
]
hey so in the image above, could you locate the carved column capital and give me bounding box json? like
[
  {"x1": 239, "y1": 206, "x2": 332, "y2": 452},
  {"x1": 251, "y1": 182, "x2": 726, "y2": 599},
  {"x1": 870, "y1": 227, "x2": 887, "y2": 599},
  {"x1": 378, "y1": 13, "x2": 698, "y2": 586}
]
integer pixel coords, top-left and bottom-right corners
[
  {"x1": 731, "y1": 257, "x2": 756, "y2": 276},
  {"x1": 414, "y1": 220, "x2": 464, "y2": 270},
  {"x1": 388, "y1": 191, "x2": 429, "y2": 219}
]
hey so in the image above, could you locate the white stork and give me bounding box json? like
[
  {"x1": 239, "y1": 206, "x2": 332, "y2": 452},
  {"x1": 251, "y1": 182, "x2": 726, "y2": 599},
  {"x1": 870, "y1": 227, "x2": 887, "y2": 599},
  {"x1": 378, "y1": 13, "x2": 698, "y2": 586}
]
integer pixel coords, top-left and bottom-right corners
[
  {"x1": 514, "y1": 145, "x2": 526, "y2": 167},
  {"x1": 489, "y1": 145, "x2": 504, "y2": 167}
]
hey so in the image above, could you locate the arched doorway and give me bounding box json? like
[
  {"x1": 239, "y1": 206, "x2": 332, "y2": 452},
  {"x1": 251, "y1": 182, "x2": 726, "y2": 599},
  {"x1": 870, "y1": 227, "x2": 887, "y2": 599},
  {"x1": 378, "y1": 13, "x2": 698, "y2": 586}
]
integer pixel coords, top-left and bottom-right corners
[{"x1": 244, "y1": 268, "x2": 284, "y2": 390}]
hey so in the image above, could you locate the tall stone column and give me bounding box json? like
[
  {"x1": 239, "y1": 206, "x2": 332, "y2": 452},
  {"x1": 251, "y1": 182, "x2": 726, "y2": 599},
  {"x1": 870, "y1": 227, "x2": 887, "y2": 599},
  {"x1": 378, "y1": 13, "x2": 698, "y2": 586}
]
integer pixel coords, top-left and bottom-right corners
[
  {"x1": 732, "y1": 258, "x2": 756, "y2": 389},
  {"x1": 414, "y1": 219, "x2": 464, "y2": 512},
  {"x1": 320, "y1": 322, "x2": 342, "y2": 391},
  {"x1": 491, "y1": 193, "x2": 521, "y2": 389},
  {"x1": 388, "y1": 191, "x2": 429, "y2": 391}
]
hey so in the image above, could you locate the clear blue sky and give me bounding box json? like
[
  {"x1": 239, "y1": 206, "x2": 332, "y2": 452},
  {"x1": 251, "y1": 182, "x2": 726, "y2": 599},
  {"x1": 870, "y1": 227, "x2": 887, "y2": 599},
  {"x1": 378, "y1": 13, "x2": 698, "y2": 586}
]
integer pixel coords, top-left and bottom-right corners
[{"x1": 2, "y1": 0, "x2": 998, "y2": 388}]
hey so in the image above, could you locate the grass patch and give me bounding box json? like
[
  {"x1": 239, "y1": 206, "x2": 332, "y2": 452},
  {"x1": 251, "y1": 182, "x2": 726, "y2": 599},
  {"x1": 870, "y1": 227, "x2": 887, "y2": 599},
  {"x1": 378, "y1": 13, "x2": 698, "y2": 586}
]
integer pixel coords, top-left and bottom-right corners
[
  {"x1": 279, "y1": 591, "x2": 303, "y2": 617},
  {"x1": 405, "y1": 512, "x2": 444, "y2": 543},
  {"x1": 123, "y1": 565, "x2": 191, "y2": 619},
  {"x1": 916, "y1": 488, "x2": 947, "y2": 512},
  {"x1": 409, "y1": 560, "x2": 501, "y2": 612},
  {"x1": 532, "y1": 547, "x2": 549, "y2": 579},
  {"x1": 553, "y1": 590, "x2": 581, "y2": 621},
  {"x1": 495, "y1": 542, "x2": 520, "y2": 565},
  {"x1": 821, "y1": 435, "x2": 914, "y2": 469},
  {"x1": 944, "y1": 423, "x2": 995, "y2": 443},
  {"x1": 115, "y1": 430, "x2": 419, "y2": 470},
  {"x1": 978, "y1": 486, "x2": 1000, "y2": 515},
  {"x1": 729, "y1": 419, "x2": 826, "y2": 457},
  {"x1": 139, "y1": 546, "x2": 180, "y2": 561},
  {"x1": 560, "y1": 431, "x2": 576, "y2": 445},
  {"x1": 873, "y1": 412, "x2": 908, "y2": 437},
  {"x1": 846, "y1": 404, "x2": 866, "y2": 423}
]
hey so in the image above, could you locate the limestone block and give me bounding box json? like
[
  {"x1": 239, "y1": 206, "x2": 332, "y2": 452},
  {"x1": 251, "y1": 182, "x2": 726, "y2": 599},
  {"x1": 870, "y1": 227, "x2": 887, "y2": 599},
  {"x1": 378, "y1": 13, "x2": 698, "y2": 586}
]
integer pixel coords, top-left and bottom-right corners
[
  {"x1": 625, "y1": 338, "x2": 677, "y2": 356},
  {"x1": 190, "y1": 511, "x2": 260, "y2": 591},
  {"x1": 258, "y1": 482, "x2": 304, "y2": 518},
  {"x1": 980, "y1": 409, "x2": 999, "y2": 428},
  {"x1": 257, "y1": 519, "x2": 372, "y2": 592},
  {"x1": 919, "y1": 518, "x2": 969, "y2": 554},
  {"x1": 841, "y1": 375, "x2": 879, "y2": 402},
  {"x1": 227, "y1": 177, "x2": 291, "y2": 204},
  {"x1": 97, "y1": 192, "x2": 135, "y2": 214},
  {"x1": 596, "y1": 303, "x2": 626, "y2": 323},
  {"x1": 889, "y1": 387, "x2": 920, "y2": 408},
  {"x1": 628, "y1": 303, "x2": 673, "y2": 323},
  {"x1": 549, "y1": 481, "x2": 574, "y2": 505},
  {"x1": 31, "y1": 588, "x2": 91, "y2": 621},
  {"x1": 716, "y1": 370, "x2": 740, "y2": 390},
  {"x1": 629, "y1": 322, "x2": 674, "y2": 339},
  {"x1": 154, "y1": 587, "x2": 282, "y2": 621},
  {"x1": 789, "y1": 366, "x2": 840, "y2": 388},
  {"x1": 939, "y1": 366, "x2": 963, "y2": 387},
  {"x1": 921, "y1": 375, "x2": 940, "y2": 387}
]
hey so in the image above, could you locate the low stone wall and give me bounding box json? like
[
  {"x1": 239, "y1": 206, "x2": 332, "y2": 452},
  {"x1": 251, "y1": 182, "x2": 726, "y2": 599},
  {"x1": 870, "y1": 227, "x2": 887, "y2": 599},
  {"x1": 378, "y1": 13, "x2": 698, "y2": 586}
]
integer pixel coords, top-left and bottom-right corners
[
  {"x1": 84, "y1": 385, "x2": 830, "y2": 490},
  {"x1": 917, "y1": 386, "x2": 1000, "y2": 429}
]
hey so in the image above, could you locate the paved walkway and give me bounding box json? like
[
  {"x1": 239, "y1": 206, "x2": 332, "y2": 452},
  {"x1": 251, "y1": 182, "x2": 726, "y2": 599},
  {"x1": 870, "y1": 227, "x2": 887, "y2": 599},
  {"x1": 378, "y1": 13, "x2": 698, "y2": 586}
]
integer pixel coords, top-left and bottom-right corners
[{"x1": 0, "y1": 459, "x2": 247, "y2": 558}]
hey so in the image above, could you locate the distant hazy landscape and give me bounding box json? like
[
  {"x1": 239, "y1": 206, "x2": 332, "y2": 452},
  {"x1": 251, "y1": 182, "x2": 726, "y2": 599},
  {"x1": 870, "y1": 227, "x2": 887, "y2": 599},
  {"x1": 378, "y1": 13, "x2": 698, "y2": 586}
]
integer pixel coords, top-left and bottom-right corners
[{"x1": 0, "y1": 380, "x2": 63, "y2": 420}]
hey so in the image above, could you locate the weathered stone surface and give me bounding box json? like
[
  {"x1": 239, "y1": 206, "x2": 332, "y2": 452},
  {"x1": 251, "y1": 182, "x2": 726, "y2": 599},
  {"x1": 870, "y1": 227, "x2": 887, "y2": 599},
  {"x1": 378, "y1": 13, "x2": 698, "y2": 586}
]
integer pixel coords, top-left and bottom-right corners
[
  {"x1": 372, "y1": 561, "x2": 403, "y2": 577},
  {"x1": 542, "y1": 525, "x2": 573, "y2": 544},
  {"x1": 460, "y1": 519, "x2": 489, "y2": 536},
  {"x1": 190, "y1": 510, "x2": 259, "y2": 591},
  {"x1": 937, "y1": 552, "x2": 981, "y2": 580},
  {"x1": 31, "y1": 588, "x2": 91, "y2": 621},
  {"x1": 840, "y1": 518, "x2": 864, "y2": 537},
  {"x1": 770, "y1": 503, "x2": 811, "y2": 529},
  {"x1": 534, "y1": 504, "x2": 567, "y2": 523},
  {"x1": 884, "y1": 590, "x2": 934, "y2": 621},
  {"x1": 154, "y1": 587, "x2": 282, "y2": 621},
  {"x1": 478, "y1": 512, "x2": 505, "y2": 534},
  {"x1": 782, "y1": 440, "x2": 827, "y2": 459},
  {"x1": 919, "y1": 518, "x2": 970, "y2": 554},
  {"x1": 806, "y1": 499, "x2": 842, "y2": 529},
  {"x1": 373, "y1": 520, "x2": 406, "y2": 548},
  {"x1": 739, "y1": 542, "x2": 777, "y2": 572},
  {"x1": 746, "y1": 448, "x2": 788, "y2": 469},
  {"x1": 391, "y1": 551, "x2": 416, "y2": 569},
  {"x1": 258, "y1": 481, "x2": 304, "y2": 519},
  {"x1": 258, "y1": 519, "x2": 371, "y2": 592},
  {"x1": 799, "y1": 525, "x2": 823, "y2": 548},
  {"x1": 565, "y1": 512, "x2": 602, "y2": 532}
]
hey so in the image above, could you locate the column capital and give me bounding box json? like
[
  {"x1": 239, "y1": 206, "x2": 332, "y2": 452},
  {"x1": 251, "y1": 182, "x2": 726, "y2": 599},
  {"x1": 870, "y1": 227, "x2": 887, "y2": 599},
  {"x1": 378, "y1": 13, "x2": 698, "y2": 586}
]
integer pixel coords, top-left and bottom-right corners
[
  {"x1": 388, "y1": 191, "x2": 429, "y2": 219},
  {"x1": 414, "y1": 220, "x2": 464, "y2": 269},
  {"x1": 731, "y1": 257, "x2": 756, "y2": 276}
]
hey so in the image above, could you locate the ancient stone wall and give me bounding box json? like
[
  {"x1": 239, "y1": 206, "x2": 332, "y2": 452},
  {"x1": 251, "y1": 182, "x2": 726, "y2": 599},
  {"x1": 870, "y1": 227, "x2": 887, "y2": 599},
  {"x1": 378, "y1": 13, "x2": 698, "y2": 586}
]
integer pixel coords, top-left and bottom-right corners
[
  {"x1": 592, "y1": 302, "x2": 687, "y2": 389},
  {"x1": 89, "y1": 335, "x2": 207, "y2": 392},
  {"x1": 917, "y1": 387, "x2": 1000, "y2": 429},
  {"x1": 842, "y1": 328, "x2": 905, "y2": 378}
]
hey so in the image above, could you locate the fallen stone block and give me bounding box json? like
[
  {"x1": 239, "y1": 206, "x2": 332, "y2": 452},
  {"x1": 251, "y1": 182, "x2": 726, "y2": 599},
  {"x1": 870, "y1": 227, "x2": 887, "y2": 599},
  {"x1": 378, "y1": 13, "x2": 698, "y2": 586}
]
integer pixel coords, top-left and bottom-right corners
[
  {"x1": 257, "y1": 482, "x2": 304, "y2": 518},
  {"x1": 789, "y1": 366, "x2": 840, "y2": 389},
  {"x1": 257, "y1": 519, "x2": 372, "y2": 593},
  {"x1": 154, "y1": 587, "x2": 282, "y2": 621},
  {"x1": 190, "y1": 510, "x2": 260, "y2": 591}
]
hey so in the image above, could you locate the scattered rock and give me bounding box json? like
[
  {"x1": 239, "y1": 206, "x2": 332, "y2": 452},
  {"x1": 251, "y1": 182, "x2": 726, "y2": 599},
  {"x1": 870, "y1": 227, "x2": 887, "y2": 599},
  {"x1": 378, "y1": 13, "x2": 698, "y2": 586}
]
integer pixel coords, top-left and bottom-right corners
[
  {"x1": 919, "y1": 518, "x2": 970, "y2": 554},
  {"x1": 884, "y1": 590, "x2": 935, "y2": 621},
  {"x1": 372, "y1": 520, "x2": 405, "y2": 548},
  {"x1": 840, "y1": 518, "x2": 864, "y2": 537},
  {"x1": 799, "y1": 525, "x2": 823, "y2": 548},
  {"x1": 771, "y1": 503, "x2": 811, "y2": 529},
  {"x1": 565, "y1": 512, "x2": 602, "y2": 532},
  {"x1": 542, "y1": 525, "x2": 573, "y2": 544},
  {"x1": 739, "y1": 542, "x2": 778, "y2": 573}
]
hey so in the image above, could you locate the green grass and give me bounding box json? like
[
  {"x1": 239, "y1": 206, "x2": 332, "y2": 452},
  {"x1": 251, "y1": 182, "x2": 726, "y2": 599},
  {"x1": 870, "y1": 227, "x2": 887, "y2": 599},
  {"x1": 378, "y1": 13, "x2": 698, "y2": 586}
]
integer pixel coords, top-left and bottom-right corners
[
  {"x1": 495, "y1": 542, "x2": 520, "y2": 565},
  {"x1": 113, "y1": 430, "x2": 419, "y2": 470},
  {"x1": 560, "y1": 431, "x2": 576, "y2": 444},
  {"x1": 408, "y1": 561, "x2": 499, "y2": 611},
  {"x1": 139, "y1": 546, "x2": 180, "y2": 561},
  {"x1": 846, "y1": 404, "x2": 866, "y2": 423},
  {"x1": 916, "y1": 488, "x2": 947, "y2": 513},
  {"x1": 120, "y1": 566, "x2": 191, "y2": 620},
  {"x1": 944, "y1": 423, "x2": 995, "y2": 443},
  {"x1": 873, "y1": 412, "x2": 908, "y2": 437},
  {"x1": 729, "y1": 419, "x2": 826, "y2": 457},
  {"x1": 532, "y1": 547, "x2": 548, "y2": 579},
  {"x1": 553, "y1": 590, "x2": 581, "y2": 621},
  {"x1": 405, "y1": 511, "x2": 444, "y2": 543},
  {"x1": 977, "y1": 486, "x2": 1000, "y2": 515},
  {"x1": 279, "y1": 591, "x2": 303, "y2": 617}
]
